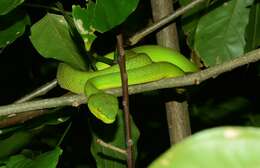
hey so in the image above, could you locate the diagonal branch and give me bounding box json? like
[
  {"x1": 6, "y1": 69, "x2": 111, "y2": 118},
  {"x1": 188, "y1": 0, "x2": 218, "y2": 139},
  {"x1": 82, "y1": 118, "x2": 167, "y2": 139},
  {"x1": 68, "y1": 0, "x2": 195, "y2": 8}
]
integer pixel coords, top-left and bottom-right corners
[
  {"x1": 14, "y1": 79, "x2": 58, "y2": 103},
  {"x1": 0, "y1": 48, "x2": 260, "y2": 116},
  {"x1": 128, "y1": 0, "x2": 206, "y2": 45}
]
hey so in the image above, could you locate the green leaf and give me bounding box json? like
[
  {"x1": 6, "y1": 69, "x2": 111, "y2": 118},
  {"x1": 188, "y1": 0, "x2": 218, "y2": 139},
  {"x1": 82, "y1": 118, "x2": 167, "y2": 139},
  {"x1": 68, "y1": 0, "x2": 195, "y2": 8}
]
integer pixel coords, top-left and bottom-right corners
[
  {"x1": 0, "y1": 10, "x2": 30, "y2": 48},
  {"x1": 72, "y1": 0, "x2": 139, "y2": 49},
  {"x1": 245, "y1": 1, "x2": 260, "y2": 51},
  {"x1": 2, "y1": 147, "x2": 62, "y2": 168},
  {"x1": 0, "y1": 0, "x2": 24, "y2": 15},
  {"x1": 0, "y1": 131, "x2": 32, "y2": 159},
  {"x1": 149, "y1": 127, "x2": 260, "y2": 168},
  {"x1": 194, "y1": 0, "x2": 254, "y2": 67},
  {"x1": 179, "y1": 0, "x2": 210, "y2": 47},
  {"x1": 30, "y1": 13, "x2": 86, "y2": 70},
  {"x1": 90, "y1": 110, "x2": 140, "y2": 168}
]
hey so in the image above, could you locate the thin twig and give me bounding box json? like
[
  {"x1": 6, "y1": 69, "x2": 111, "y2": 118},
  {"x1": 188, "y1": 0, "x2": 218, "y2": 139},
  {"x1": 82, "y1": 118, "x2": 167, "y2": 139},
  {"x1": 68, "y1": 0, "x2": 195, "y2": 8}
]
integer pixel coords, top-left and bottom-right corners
[
  {"x1": 57, "y1": 122, "x2": 72, "y2": 146},
  {"x1": 117, "y1": 34, "x2": 134, "y2": 168},
  {"x1": 14, "y1": 79, "x2": 58, "y2": 103},
  {"x1": 0, "y1": 48, "x2": 260, "y2": 116},
  {"x1": 128, "y1": 0, "x2": 206, "y2": 45},
  {"x1": 96, "y1": 139, "x2": 127, "y2": 156}
]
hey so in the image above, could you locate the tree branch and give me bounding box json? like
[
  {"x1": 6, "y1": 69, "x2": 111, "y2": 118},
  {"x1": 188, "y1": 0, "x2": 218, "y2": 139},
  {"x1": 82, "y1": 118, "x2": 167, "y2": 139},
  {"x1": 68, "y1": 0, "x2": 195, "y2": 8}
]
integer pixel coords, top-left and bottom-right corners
[
  {"x1": 150, "y1": 0, "x2": 191, "y2": 145},
  {"x1": 117, "y1": 34, "x2": 134, "y2": 168},
  {"x1": 0, "y1": 48, "x2": 259, "y2": 116},
  {"x1": 128, "y1": 0, "x2": 206, "y2": 45}
]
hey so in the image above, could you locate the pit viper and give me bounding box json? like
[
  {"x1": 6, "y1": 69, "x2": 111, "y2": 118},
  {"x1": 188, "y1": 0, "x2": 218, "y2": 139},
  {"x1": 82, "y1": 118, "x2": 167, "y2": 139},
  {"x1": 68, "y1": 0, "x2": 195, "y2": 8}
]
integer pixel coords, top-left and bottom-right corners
[{"x1": 57, "y1": 45, "x2": 198, "y2": 123}]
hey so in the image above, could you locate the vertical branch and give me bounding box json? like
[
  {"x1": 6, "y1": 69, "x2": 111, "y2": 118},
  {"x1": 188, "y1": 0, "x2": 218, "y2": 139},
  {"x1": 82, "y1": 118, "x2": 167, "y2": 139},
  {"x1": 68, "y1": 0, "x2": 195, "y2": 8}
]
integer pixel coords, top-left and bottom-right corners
[
  {"x1": 150, "y1": 0, "x2": 191, "y2": 144},
  {"x1": 116, "y1": 34, "x2": 134, "y2": 168},
  {"x1": 150, "y1": 0, "x2": 180, "y2": 50},
  {"x1": 165, "y1": 101, "x2": 191, "y2": 143}
]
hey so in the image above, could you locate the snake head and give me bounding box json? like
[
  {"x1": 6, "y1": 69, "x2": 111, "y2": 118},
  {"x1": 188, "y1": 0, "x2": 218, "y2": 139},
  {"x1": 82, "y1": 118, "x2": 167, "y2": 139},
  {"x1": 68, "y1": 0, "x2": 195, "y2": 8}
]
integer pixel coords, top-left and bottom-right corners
[{"x1": 87, "y1": 93, "x2": 119, "y2": 124}]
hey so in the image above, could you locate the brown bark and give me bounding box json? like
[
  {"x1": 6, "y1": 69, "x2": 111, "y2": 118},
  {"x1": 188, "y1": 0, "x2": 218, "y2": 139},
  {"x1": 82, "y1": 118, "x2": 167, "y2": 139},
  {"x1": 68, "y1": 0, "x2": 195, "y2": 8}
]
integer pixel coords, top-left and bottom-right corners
[{"x1": 150, "y1": 0, "x2": 191, "y2": 144}]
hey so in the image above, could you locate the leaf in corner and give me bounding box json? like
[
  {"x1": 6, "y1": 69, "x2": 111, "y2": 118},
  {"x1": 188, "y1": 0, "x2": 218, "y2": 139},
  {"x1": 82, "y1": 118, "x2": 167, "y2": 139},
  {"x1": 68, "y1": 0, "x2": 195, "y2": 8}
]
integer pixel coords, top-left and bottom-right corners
[
  {"x1": 149, "y1": 127, "x2": 260, "y2": 168},
  {"x1": 0, "y1": 0, "x2": 24, "y2": 15},
  {"x1": 194, "y1": 0, "x2": 254, "y2": 67},
  {"x1": 0, "y1": 9, "x2": 30, "y2": 48},
  {"x1": 0, "y1": 131, "x2": 32, "y2": 159},
  {"x1": 30, "y1": 13, "x2": 86, "y2": 70},
  {"x1": 245, "y1": 1, "x2": 260, "y2": 51},
  {"x1": 2, "y1": 147, "x2": 62, "y2": 168}
]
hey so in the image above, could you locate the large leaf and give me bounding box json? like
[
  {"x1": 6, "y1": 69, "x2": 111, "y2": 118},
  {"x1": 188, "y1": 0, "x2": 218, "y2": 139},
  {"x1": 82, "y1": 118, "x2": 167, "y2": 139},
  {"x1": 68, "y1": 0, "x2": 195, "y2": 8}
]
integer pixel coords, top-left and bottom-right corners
[
  {"x1": 194, "y1": 0, "x2": 254, "y2": 67},
  {"x1": 149, "y1": 127, "x2": 260, "y2": 168},
  {"x1": 72, "y1": 0, "x2": 139, "y2": 50},
  {"x1": 90, "y1": 110, "x2": 140, "y2": 168},
  {"x1": 0, "y1": 0, "x2": 24, "y2": 15},
  {"x1": 2, "y1": 148, "x2": 62, "y2": 168},
  {"x1": 30, "y1": 13, "x2": 86, "y2": 70},
  {"x1": 0, "y1": 10, "x2": 30, "y2": 48},
  {"x1": 245, "y1": 1, "x2": 260, "y2": 51},
  {"x1": 179, "y1": 0, "x2": 210, "y2": 47}
]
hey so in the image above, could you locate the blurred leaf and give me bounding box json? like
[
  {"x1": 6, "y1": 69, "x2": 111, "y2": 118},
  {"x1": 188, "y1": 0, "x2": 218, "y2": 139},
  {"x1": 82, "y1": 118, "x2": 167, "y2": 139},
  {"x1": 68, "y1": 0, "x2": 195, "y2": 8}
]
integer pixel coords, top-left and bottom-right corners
[
  {"x1": 2, "y1": 147, "x2": 62, "y2": 168},
  {"x1": 246, "y1": 114, "x2": 260, "y2": 126},
  {"x1": 0, "y1": 0, "x2": 24, "y2": 15},
  {"x1": 149, "y1": 127, "x2": 260, "y2": 168},
  {"x1": 0, "y1": 10, "x2": 30, "y2": 48},
  {"x1": 0, "y1": 131, "x2": 32, "y2": 159},
  {"x1": 194, "y1": 0, "x2": 254, "y2": 67},
  {"x1": 30, "y1": 13, "x2": 86, "y2": 70},
  {"x1": 0, "y1": 125, "x2": 25, "y2": 136},
  {"x1": 191, "y1": 97, "x2": 251, "y2": 124},
  {"x1": 245, "y1": 1, "x2": 260, "y2": 51},
  {"x1": 72, "y1": 0, "x2": 139, "y2": 50},
  {"x1": 90, "y1": 110, "x2": 139, "y2": 168}
]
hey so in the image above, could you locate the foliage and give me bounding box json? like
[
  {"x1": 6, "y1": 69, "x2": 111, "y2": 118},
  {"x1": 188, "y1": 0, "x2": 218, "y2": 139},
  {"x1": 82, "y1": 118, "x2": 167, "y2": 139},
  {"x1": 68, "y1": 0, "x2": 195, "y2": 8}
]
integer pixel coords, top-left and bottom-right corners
[
  {"x1": 246, "y1": 1, "x2": 260, "y2": 51},
  {"x1": 194, "y1": 0, "x2": 254, "y2": 66},
  {"x1": 72, "y1": 0, "x2": 139, "y2": 50},
  {"x1": 30, "y1": 13, "x2": 86, "y2": 70},
  {"x1": 90, "y1": 110, "x2": 140, "y2": 167},
  {"x1": 0, "y1": 0, "x2": 260, "y2": 167},
  {"x1": 0, "y1": 9, "x2": 30, "y2": 48},
  {"x1": 0, "y1": 0, "x2": 25, "y2": 15},
  {"x1": 1, "y1": 147, "x2": 62, "y2": 168},
  {"x1": 149, "y1": 127, "x2": 260, "y2": 168}
]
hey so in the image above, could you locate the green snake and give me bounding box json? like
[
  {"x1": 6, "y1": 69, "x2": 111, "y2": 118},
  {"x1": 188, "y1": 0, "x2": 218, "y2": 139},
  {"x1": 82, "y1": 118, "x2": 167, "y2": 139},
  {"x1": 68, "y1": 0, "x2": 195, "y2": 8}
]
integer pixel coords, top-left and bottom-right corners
[{"x1": 57, "y1": 45, "x2": 198, "y2": 124}]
